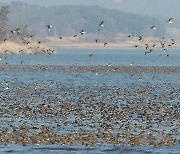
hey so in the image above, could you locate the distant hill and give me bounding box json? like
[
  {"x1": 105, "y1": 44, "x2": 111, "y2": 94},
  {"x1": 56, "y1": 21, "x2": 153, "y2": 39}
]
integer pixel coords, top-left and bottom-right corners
[
  {"x1": 1, "y1": 0, "x2": 180, "y2": 18},
  {"x1": 5, "y1": 2, "x2": 166, "y2": 37}
]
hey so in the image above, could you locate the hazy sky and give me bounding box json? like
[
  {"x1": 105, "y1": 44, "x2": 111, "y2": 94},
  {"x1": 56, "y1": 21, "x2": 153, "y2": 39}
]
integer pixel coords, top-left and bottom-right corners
[{"x1": 0, "y1": 0, "x2": 180, "y2": 18}]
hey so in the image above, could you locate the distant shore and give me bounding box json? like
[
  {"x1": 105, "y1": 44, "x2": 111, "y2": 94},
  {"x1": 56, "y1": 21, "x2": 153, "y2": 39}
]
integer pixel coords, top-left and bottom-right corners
[
  {"x1": 0, "y1": 41, "x2": 52, "y2": 54},
  {"x1": 0, "y1": 36, "x2": 179, "y2": 55},
  {"x1": 44, "y1": 36, "x2": 180, "y2": 50}
]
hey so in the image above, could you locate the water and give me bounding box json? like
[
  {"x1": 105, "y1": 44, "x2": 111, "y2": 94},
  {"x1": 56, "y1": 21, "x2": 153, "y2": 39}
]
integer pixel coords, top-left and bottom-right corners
[
  {"x1": 0, "y1": 49, "x2": 179, "y2": 153},
  {"x1": 0, "y1": 49, "x2": 180, "y2": 66}
]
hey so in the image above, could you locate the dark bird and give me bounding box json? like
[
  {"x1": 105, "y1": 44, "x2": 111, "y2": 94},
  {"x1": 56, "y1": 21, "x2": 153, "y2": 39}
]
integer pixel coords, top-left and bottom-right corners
[
  {"x1": 145, "y1": 51, "x2": 150, "y2": 55},
  {"x1": 144, "y1": 44, "x2": 149, "y2": 50},
  {"x1": 74, "y1": 35, "x2": 77, "y2": 37},
  {"x1": 89, "y1": 53, "x2": 94, "y2": 57},
  {"x1": 99, "y1": 21, "x2": 104, "y2": 27},
  {"x1": 171, "y1": 39, "x2": 176, "y2": 45},
  {"x1": 95, "y1": 39, "x2": 100, "y2": 43},
  {"x1": 127, "y1": 34, "x2": 131, "y2": 38},
  {"x1": 80, "y1": 29, "x2": 86, "y2": 35},
  {"x1": 47, "y1": 25, "x2": 53, "y2": 31},
  {"x1": 59, "y1": 36, "x2": 63, "y2": 39},
  {"x1": 149, "y1": 49, "x2": 154, "y2": 52}
]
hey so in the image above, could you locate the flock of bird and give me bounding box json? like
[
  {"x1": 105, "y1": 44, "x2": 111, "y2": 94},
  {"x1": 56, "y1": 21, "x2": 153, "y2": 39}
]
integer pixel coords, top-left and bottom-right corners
[
  {"x1": 46, "y1": 17, "x2": 176, "y2": 57},
  {"x1": 0, "y1": 13, "x2": 179, "y2": 149},
  {"x1": 131, "y1": 17, "x2": 176, "y2": 56},
  {"x1": 0, "y1": 17, "x2": 176, "y2": 56},
  {"x1": 0, "y1": 26, "x2": 55, "y2": 55},
  {"x1": 46, "y1": 20, "x2": 109, "y2": 48}
]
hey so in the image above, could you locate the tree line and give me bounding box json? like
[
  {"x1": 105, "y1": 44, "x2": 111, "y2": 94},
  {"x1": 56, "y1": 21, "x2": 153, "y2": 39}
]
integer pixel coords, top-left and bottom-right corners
[{"x1": 1, "y1": 2, "x2": 166, "y2": 38}]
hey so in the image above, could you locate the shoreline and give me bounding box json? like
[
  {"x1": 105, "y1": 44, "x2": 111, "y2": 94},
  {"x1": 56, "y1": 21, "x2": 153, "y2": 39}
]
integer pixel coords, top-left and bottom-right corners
[
  {"x1": 44, "y1": 36, "x2": 180, "y2": 50},
  {"x1": 0, "y1": 37, "x2": 179, "y2": 54}
]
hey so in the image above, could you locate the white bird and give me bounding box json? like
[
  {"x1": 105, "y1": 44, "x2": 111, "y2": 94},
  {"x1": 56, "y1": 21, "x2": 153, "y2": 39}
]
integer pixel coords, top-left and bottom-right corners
[
  {"x1": 99, "y1": 21, "x2": 104, "y2": 27},
  {"x1": 47, "y1": 25, "x2": 53, "y2": 31},
  {"x1": 167, "y1": 18, "x2": 173, "y2": 24},
  {"x1": 80, "y1": 29, "x2": 86, "y2": 35},
  {"x1": 150, "y1": 26, "x2": 156, "y2": 30}
]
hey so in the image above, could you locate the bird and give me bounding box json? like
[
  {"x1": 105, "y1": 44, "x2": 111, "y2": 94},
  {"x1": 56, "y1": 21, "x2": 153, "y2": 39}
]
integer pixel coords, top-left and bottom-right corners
[
  {"x1": 149, "y1": 49, "x2": 153, "y2": 52},
  {"x1": 167, "y1": 18, "x2": 173, "y2": 24},
  {"x1": 152, "y1": 43, "x2": 157, "y2": 48},
  {"x1": 16, "y1": 28, "x2": 20, "y2": 35},
  {"x1": 59, "y1": 36, "x2": 63, "y2": 39},
  {"x1": 11, "y1": 30, "x2": 16, "y2": 34},
  {"x1": 134, "y1": 45, "x2": 139, "y2": 48},
  {"x1": 171, "y1": 39, "x2": 176, "y2": 45},
  {"x1": 95, "y1": 39, "x2": 100, "y2": 43},
  {"x1": 127, "y1": 34, "x2": 131, "y2": 38},
  {"x1": 80, "y1": 29, "x2": 86, "y2": 35},
  {"x1": 106, "y1": 63, "x2": 111, "y2": 67},
  {"x1": 99, "y1": 21, "x2": 104, "y2": 27},
  {"x1": 144, "y1": 44, "x2": 149, "y2": 50},
  {"x1": 47, "y1": 25, "x2": 53, "y2": 31},
  {"x1": 73, "y1": 35, "x2": 77, "y2": 37},
  {"x1": 0, "y1": 27, "x2": 4, "y2": 30},
  {"x1": 28, "y1": 35, "x2": 33, "y2": 39},
  {"x1": 104, "y1": 42, "x2": 108, "y2": 47},
  {"x1": 89, "y1": 53, "x2": 94, "y2": 57},
  {"x1": 150, "y1": 26, "x2": 156, "y2": 30},
  {"x1": 145, "y1": 51, "x2": 150, "y2": 55},
  {"x1": 138, "y1": 36, "x2": 143, "y2": 41}
]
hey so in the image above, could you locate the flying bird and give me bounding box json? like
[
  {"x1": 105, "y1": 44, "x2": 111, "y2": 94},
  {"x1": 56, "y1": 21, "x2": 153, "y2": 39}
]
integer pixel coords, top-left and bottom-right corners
[
  {"x1": 104, "y1": 42, "x2": 108, "y2": 47},
  {"x1": 167, "y1": 18, "x2": 173, "y2": 24},
  {"x1": 11, "y1": 30, "x2": 16, "y2": 34},
  {"x1": 95, "y1": 39, "x2": 100, "y2": 43},
  {"x1": 80, "y1": 29, "x2": 86, "y2": 35},
  {"x1": 47, "y1": 25, "x2": 53, "y2": 31},
  {"x1": 99, "y1": 21, "x2": 104, "y2": 27},
  {"x1": 150, "y1": 26, "x2": 156, "y2": 30},
  {"x1": 134, "y1": 45, "x2": 139, "y2": 48},
  {"x1": 138, "y1": 36, "x2": 143, "y2": 41}
]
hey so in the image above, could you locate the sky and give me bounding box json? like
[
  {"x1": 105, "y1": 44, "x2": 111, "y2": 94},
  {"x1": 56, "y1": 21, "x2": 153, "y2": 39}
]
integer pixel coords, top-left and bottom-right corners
[{"x1": 0, "y1": 0, "x2": 180, "y2": 18}]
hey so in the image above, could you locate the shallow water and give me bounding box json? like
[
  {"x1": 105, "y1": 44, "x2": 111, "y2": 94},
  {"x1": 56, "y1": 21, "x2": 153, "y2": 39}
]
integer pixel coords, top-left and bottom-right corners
[
  {"x1": 0, "y1": 49, "x2": 180, "y2": 66},
  {"x1": 0, "y1": 49, "x2": 179, "y2": 153}
]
